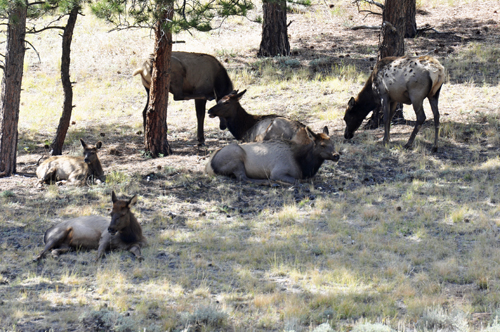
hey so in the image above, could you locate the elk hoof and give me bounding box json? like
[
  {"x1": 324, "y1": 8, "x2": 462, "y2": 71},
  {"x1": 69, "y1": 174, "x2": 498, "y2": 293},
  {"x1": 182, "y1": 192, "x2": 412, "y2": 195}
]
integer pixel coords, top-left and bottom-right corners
[
  {"x1": 197, "y1": 142, "x2": 206, "y2": 147},
  {"x1": 403, "y1": 144, "x2": 413, "y2": 150},
  {"x1": 432, "y1": 146, "x2": 438, "y2": 153}
]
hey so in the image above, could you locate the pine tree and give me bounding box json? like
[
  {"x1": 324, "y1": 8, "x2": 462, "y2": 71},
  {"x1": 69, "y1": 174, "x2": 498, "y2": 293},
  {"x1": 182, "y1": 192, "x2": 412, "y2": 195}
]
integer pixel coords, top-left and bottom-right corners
[{"x1": 92, "y1": 0, "x2": 253, "y2": 157}]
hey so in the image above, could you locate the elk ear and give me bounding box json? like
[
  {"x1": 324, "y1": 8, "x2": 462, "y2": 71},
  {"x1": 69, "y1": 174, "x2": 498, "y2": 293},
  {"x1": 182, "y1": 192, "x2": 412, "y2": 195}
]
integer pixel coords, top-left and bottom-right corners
[
  {"x1": 80, "y1": 138, "x2": 87, "y2": 149},
  {"x1": 95, "y1": 141, "x2": 103, "y2": 149},
  {"x1": 128, "y1": 195, "x2": 138, "y2": 207},
  {"x1": 305, "y1": 127, "x2": 317, "y2": 141},
  {"x1": 322, "y1": 126, "x2": 329, "y2": 136},
  {"x1": 348, "y1": 97, "x2": 356, "y2": 108},
  {"x1": 112, "y1": 191, "x2": 118, "y2": 203},
  {"x1": 236, "y1": 89, "x2": 247, "y2": 100}
]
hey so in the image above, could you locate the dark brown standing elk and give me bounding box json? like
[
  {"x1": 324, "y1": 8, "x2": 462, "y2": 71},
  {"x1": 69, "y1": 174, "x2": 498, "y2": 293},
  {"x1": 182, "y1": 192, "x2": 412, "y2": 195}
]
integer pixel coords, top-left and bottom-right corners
[
  {"x1": 205, "y1": 126, "x2": 340, "y2": 184},
  {"x1": 36, "y1": 139, "x2": 105, "y2": 186},
  {"x1": 207, "y1": 89, "x2": 307, "y2": 142},
  {"x1": 344, "y1": 55, "x2": 445, "y2": 152},
  {"x1": 133, "y1": 52, "x2": 234, "y2": 145},
  {"x1": 34, "y1": 191, "x2": 146, "y2": 261}
]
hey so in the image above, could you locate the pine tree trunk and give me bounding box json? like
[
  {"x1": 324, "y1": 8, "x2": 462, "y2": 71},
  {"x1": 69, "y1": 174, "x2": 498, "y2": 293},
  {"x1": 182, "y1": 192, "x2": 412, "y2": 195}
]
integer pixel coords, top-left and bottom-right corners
[
  {"x1": 379, "y1": 0, "x2": 405, "y2": 59},
  {"x1": 366, "y1": 0, "x2": 407, "y2": 129},
  {"x1": 258, "y1": 0, "x2": 290, "y2": 57},
  {"x1": 51, "y1": 6, "x2": 79, "y2": 155},
  {"x1": 404, "y1": 0, "x2": 417, "y2": 38},
  {"x1": 0, "y1": 3, "x2": 27, "y2": 177},
  {"x1": 144, "y1": 8, "x2": 173, "y2": 157}
]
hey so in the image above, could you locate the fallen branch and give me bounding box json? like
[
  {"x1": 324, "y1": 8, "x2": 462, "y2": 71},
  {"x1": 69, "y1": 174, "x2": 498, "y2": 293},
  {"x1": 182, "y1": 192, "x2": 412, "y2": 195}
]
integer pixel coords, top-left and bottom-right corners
[
  {"x1": 351, "y1": 25, "x2": 380, "y2": 30},
  {"x1": 416, "y1": 26, "x2": 443, "y2": 34}
]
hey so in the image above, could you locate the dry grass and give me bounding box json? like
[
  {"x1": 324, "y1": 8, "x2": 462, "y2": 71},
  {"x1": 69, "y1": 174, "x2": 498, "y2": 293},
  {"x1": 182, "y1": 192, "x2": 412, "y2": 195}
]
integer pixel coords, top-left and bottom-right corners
[{"x1": 1, "y1": 0, "x2": 500, "y2": 331}]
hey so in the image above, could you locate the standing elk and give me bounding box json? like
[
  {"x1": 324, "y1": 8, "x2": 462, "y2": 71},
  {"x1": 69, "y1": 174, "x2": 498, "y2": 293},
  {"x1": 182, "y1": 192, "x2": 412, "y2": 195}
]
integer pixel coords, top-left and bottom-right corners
[
  {"x1": 205, "y1": 126, "x2": 340, "y2": 184},
  {"x1": 208, "y1": 89, "x2": 308, "y2": 142},
  {"x1": 133, "y1": 52, "x2": 233, "y2": 145},
  {"x1": 34, "y1": 191, "x2": 146, "y2": 261},
  {"x1": 36, "y1": 139, "x2": 105, "y2": 186},
  {"x1": 344, "y1": 55, "x2": 445, "y2": 152}
]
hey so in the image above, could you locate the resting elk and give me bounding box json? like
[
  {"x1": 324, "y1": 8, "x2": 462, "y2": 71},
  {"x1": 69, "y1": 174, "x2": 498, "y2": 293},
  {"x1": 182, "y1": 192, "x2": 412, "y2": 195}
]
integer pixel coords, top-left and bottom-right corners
[
  {"x1": 208, "y1": 89, "x2": 307, "y2": 142},
  {"x1": 34, "y1": 191, "x2": 146, "y2": 261},
  {"x1": 205, "y1": 126, "x2": 340, "y2": 184},
  {"x1": 344, "y1": 55, "x2": 445, "y2": 152},
  {"x1": 36, "y1": 139, "x2": 105, "y2": 186},
  {"x1": 133, "y1": 52, "x2": 233, "y2": 145}
]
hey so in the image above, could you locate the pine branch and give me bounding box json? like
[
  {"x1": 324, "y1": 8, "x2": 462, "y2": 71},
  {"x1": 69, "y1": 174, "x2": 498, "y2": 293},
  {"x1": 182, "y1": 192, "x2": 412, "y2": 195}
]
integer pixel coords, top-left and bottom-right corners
[{"x1": 24, "y1": 40, "x2": 41, "y2": 63}]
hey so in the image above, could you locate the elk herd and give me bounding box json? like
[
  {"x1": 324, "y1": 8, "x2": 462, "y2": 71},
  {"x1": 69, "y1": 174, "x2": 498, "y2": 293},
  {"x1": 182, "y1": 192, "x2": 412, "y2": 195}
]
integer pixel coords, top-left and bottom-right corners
[{"x1": 34, "y1": 53, "x2": 445, "y2": 261}]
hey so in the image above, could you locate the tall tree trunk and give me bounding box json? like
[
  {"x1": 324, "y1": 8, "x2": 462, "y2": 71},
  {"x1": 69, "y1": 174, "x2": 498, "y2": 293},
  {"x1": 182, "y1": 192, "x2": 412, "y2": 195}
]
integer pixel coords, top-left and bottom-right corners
[
  {"x1": 379, "y1": 0, "x2": 405, "y2": 59},
  {"x1": 366, "y1": 0, "x2": 407, "y2": 130},
  {"x1": 404, "y1": 0, "x2": 417, "y2": 38},
  {"x1": 0, "y1": 2, "x2": 27, "y2": 177},
  {"x1": 145, "y1": 7, "x2": 173, "y2": 157},
  {"x1": 51, "y1": 5, "x2": 79, "y2": 155},
  {"x1": 258, "y1": 0, "x2": 290, "y2": 57}
]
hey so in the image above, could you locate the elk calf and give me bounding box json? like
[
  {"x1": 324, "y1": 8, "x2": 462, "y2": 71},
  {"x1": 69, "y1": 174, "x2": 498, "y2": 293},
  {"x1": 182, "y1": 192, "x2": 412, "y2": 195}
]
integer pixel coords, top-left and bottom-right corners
[
  {"x1": 34, "y1": 191, "x2": 146, "y2": 261},
  {"x1": 97, "y1": 191, "x2": 146, "y2": 261},
  {"x1": 208, "y1": 89, "x2": 307, "y2": 142},
  {"x1": 36, "y1": 139, "x2": 105, "y2": 186},
  {"x1": 344, "y1": 55, "x2": 445, "y2": 151},
  {"x1": 205, "y1": 127, "x2": 340, "y2": 184}
]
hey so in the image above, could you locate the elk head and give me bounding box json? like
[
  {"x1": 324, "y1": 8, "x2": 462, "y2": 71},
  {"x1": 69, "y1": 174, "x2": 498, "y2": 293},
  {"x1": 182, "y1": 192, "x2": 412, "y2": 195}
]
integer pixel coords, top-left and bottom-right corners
[{"x1": 108, "y1": 191, "x2": 137, "y2": 236}]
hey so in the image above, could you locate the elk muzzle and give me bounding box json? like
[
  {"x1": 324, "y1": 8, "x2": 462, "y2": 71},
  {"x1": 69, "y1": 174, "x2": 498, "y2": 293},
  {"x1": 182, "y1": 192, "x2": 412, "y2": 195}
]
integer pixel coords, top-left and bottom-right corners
[
  {"x1": 344, "y1": 127, "x2": 354, "y2": 140},
  {"x1": 108, "y1": 226, "x2": 117, "y2": 235}
]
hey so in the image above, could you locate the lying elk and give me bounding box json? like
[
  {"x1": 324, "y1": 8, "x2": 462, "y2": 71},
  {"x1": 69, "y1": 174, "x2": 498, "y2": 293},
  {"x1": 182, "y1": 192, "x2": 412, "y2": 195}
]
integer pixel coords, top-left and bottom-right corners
[
  {"x1": 36, "y1": 139, "x2": 105, "y2": 186},
  {"x1": 208, "y1": 89, "x2": 307, "y2": 142},
  {"x1": 133, "y1": 52, "x2": 233, "y2": 145},
  {"x1": 344, "y1": 55, "x2": 445, "y2": 152},
  {"x1": 205, "y1": 126, "x2": 340, "y2": 184},
  {"x1": 34, "y1": 191, "x2": 146, "y2": 261}
]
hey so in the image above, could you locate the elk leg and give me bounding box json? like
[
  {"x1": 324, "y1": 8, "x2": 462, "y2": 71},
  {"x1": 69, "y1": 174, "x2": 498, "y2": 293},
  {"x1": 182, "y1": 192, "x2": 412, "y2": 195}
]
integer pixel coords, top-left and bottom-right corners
[
  {"x1": 195, "y1": 99, "x2": 207, "y2": 145},
  {"x1": 143, "y1": 87, "x2": 150, "y2": 132},
  {"x1": 381, "y1": 96, "x2": 391, "y2": 145},
  {"x1": 51, "y1": 244, "x2": 71, "y2": 258},
  {"x1": 428, "y1": 87, "x2": 441, "y2": 153},
  {"x1": 405, "y1": 100, "x2": 426, "y2": 149},
  {"x1": 270, "y1": 170, "x2": 298, "y2": 184},
  {"x1": 68, "y1": 171, "x2": 85, "y2": 186},
  {"x1": 42, "y1": 167, "x2": 58, "y2": 184},
  {"x1": 129, "y1": 245, "x2": 144, "y2": 261},
  {"x1": 96, "y1": 233, "x2": 111, "y2": 261},
  {"x1": 34, "y1": 227, "x2": 72, "y2": 261}
]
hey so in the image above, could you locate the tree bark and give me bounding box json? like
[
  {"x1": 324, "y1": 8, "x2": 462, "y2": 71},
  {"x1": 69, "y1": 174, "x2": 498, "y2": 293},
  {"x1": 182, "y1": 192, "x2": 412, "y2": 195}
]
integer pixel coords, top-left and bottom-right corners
[
  {"x1": 379, "y1": 0, "x2": 405, "y2": 59},
  {"x1": 0, "y1": 2, "x2": 27, "y2": 177},
  {"x1": 404, "y1": 0, "x2": 417, "y2": 38},
  {"x1": 258, "y1": 0, "x2": 290, "y2": 57},
  {"x1": 365, "y1": 0, "x2": 408, "y2": 129},
  {"x1": 144, "y1": 7, "x2": 173, "y2": 157},
  {"x1": 51, "y1": 5, "x2": 79, "y2": 155}
]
